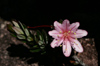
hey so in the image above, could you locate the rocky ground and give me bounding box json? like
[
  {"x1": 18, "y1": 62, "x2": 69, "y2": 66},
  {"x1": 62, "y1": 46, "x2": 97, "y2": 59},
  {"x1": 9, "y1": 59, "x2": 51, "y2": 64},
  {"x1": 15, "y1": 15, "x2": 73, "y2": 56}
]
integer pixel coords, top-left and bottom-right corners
[{"x1": 0, "y1": 18, "x2": 98, "y2": 66}]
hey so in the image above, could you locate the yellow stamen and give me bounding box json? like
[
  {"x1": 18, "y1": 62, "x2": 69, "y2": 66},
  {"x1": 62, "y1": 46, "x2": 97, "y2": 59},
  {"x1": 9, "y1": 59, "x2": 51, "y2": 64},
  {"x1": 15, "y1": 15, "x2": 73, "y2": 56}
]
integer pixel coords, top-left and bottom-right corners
[
  {"x1": 59, "y1": 31, "x2": 62, "y2": 33},
  {"x1": 57, "y1": 35, "x2": 59, "y2": 37},
  {"x1": 58, "y1": 40, "x2": 59, "y2": 41},
  {"x1": 68, "y1": 31, "x2": 70, "y2": 33},
  {"x1": 66, "y1": 49, "x2": 67, "y2": 50},
  {"x1": 74, "y1": 32, "x2": 76, "y2": 35},
  {"x1": 73, "y1": 42, "x2": 78, "y2": 45},
  {"x1": 75, "y1": 38, "x2": 77, "y2": 40}
]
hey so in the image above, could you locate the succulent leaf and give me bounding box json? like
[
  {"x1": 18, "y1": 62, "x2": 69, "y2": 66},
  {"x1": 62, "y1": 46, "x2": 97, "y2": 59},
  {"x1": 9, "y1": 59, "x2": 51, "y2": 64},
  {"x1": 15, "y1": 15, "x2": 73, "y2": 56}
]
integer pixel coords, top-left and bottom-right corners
[
  {"x1": 33, "y1": 45, "x2": 38, "y2": 48},
  {"x1": 17, "y1": 34, "x2": 26, "y2": 39},
  {"x1": 12, "y1": 21, "x2": 20, "y2": 28},
  {"x1": 37, "y1": 30, "x2": 44, "y2": 42},
  {"x1": 19, "y1": 21, "x2": 25, "y2": 30},
  {"x1": 12, "y1": 27, "x2": 24, "y2": 34},
  {"x1": 24, "y1": 28, "x2": 30, "y2": 36},
  {"x1": 27, "y1": 36, "x2": 33, "y2": 41},
  {"x1": 42, "y1": 29, "x2": 48, "y2": 44}
]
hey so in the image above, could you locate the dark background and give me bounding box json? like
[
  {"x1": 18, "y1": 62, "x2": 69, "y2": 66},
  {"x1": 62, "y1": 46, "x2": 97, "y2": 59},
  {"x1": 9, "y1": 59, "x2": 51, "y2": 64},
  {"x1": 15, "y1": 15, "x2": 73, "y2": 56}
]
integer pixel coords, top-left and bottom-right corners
[{"x1": 0, "y1": 0, "x2": 99, "y2": 55}]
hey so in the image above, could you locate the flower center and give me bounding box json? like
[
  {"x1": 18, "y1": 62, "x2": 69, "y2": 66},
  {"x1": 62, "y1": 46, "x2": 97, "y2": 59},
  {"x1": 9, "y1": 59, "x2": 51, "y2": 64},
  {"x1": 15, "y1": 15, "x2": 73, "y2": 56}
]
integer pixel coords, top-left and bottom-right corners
[{"x1": 64, "y1": 32, "x2": 69, "y2": 37}]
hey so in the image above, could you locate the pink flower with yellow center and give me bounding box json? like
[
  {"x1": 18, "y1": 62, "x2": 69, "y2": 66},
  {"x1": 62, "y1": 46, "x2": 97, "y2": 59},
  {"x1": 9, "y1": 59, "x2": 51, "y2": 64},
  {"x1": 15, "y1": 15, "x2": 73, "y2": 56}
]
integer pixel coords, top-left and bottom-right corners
[{"x1": 48, "y1": 19, "x2": 88, "y2": 57}]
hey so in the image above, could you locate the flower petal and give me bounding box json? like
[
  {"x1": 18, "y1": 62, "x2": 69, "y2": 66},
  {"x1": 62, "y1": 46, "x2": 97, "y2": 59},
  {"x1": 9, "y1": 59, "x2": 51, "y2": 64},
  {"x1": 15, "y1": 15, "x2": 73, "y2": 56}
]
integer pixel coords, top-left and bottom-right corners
[
  {"x1": 62, "y1": 19, "x2": 70, "y2": 31},
  {"x1": 48, "y1": 30, "x2": 63, "y2": 39},
  {"x1": 50, "y1": 39, "x2": 58, "y2": 48},
  {"x1": 63, "y1": 38, "x2": 71, "y2": 57},
  {"x1": 70, "y1": 29, "x2": 88, "y2": 38},
  {"x1": 50, "y1": 38, "x2": 63, "y2": 48},
  {"x1": 68, "y1": 22, "x2": 80, "y2": 32},
  {"x1": 69, "y1": 38, "x2": 83, "y2": 52},
  {"x1": 54, "y1": 21, "x2": 63, "y2": 32},
  {"x1": 56, "y1": 38, "x2": 64, "y2": 47}
]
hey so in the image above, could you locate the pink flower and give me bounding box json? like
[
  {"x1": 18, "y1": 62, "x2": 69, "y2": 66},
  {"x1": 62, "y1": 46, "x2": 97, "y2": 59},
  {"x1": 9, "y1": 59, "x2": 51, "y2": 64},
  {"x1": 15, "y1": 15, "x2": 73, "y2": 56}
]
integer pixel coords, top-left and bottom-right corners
[{"x1": 48, "y1": 19, "x2": 88, "y2": 57}]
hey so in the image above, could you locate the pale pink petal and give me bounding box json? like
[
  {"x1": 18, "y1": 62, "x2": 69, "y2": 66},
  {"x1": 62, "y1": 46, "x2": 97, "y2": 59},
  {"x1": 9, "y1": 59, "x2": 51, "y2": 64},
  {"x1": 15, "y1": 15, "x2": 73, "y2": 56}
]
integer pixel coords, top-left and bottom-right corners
[
  {"x1": 68, "y1": 22, "x2": 80, "y2": 32},
  {"x1": 50, "y1": 38, "x2": 63, "y2": 48},
  {"x1": 48, "y1": 30, "x2": 63, "y2": 39},
  {"x1": 70, "y1": 29, "x2": 88, "y2": 38},
  {"x1": 62, "y1": 19, "x2": 70, "y2": 31},
  {"x1": 69, "y1": 38, "x2": 83, "y2": 52},
  {"x1": 48, "y1": 30, "x2": 59, "y2": 36},
  {"x1": 50, "y1": 39, "x2": 58, "y2": 48},
  {"x1": 63, "y1": 38, "x2": 71, "y2": 57},
  {"x1": 51, "y1": 34, "x2": 63, "y2": 39},
  {"x1": 54, "y1": 21, "x2": 63, "y2": 32},
  {"x1": 56, "y1": 37, "x2": 64, "y2": 47}
]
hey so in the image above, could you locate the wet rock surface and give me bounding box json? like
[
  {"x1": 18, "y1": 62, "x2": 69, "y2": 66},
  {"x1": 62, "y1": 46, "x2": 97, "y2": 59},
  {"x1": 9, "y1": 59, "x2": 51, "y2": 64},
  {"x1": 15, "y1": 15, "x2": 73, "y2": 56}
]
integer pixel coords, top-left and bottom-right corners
[{"x1": 0, "y1": 18, "x2": 98, "y2": 66}]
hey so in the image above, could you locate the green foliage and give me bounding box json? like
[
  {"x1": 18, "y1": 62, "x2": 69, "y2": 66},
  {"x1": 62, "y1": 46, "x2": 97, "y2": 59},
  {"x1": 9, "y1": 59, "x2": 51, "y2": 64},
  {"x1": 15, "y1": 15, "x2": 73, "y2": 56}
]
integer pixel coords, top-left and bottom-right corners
[
  {"x1": 42, "y1": 29, "x2": 48, "y2": 44},
  {"x1": 12, "y1": 21, "x2": 20, "y2": 27},
  {"x1": 17, "y1": 34, "x2": 26, "y2": 39},
  {"x1": 24, "y1": 28, "x2": 30, "y2": 36},
  {"x1": 7, "y1": 20, "x2": 49, "y2": 55},
  {"x1": 32, "y1": 29, "x2": 49, "y2": 54},
  {"x1": 12, "y1": 27, "x2": 24, "y2": 34},
  {"x1": 27, "y1": 36, "x2": 33, "y2": 41}
]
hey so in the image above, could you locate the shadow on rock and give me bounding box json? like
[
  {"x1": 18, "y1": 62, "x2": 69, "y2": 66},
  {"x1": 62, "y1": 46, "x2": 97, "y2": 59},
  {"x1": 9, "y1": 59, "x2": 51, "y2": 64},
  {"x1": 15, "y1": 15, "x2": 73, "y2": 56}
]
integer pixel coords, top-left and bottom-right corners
[
  {"x1": 7, "y1": 44, "x2": 40, "y2": 64},
  {"x1": 6, "y1": 44, "x2": 83, "y2": 66}
]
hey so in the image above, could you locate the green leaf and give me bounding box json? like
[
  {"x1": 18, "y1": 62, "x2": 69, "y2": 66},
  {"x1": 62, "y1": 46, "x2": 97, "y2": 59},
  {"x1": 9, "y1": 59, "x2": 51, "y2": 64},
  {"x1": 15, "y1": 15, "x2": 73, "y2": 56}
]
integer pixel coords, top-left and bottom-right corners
[
  {"x1": 37, "y1": 30, "x2": 44, "y2": 41},
  {"x1": 40, "y1": 46, "x2": 45, "y2": 49},
  {"x1": 12, "y1": 27, "x2": 24, "y2": 34},
  {"x1": 38, "y1": 40, "x2": 44, "y2": 45},
  {"x1": 30, "y1": 49, "x2": 40, "y2": 52},
  {"x1": 41, "y1": 51, "x2": 46, "y2": 55},
  {"x1": 33, "y1": 45, "x2": 38, "y2": 48},
  {"x1": 42, "y1": 29, "x2": 48, "y2": 44},
  {"x1": 27, "y1": 36, "x2": 33, "y2": 41},
  {"x1": 21, "y1": 23, "x2": 27, "y2": 28},
  {"x1": 33, "y1": 33, "x2": 38, "y2": 42},
  {"x1": 24, "y1": 28, "x2": 30, "y2": 36},
  {"x1": 17, "y1": 34, "x2": 26, "y2": 39},
  {"x1": 19, "y1": 21, "x2": 25, "y2": 30},
  {"x1": 12, "y1": 21, "x2": 20, "y2": 28},
  {"x1": 38, "y1": 40, "x2": 45, "y2": 49}
]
